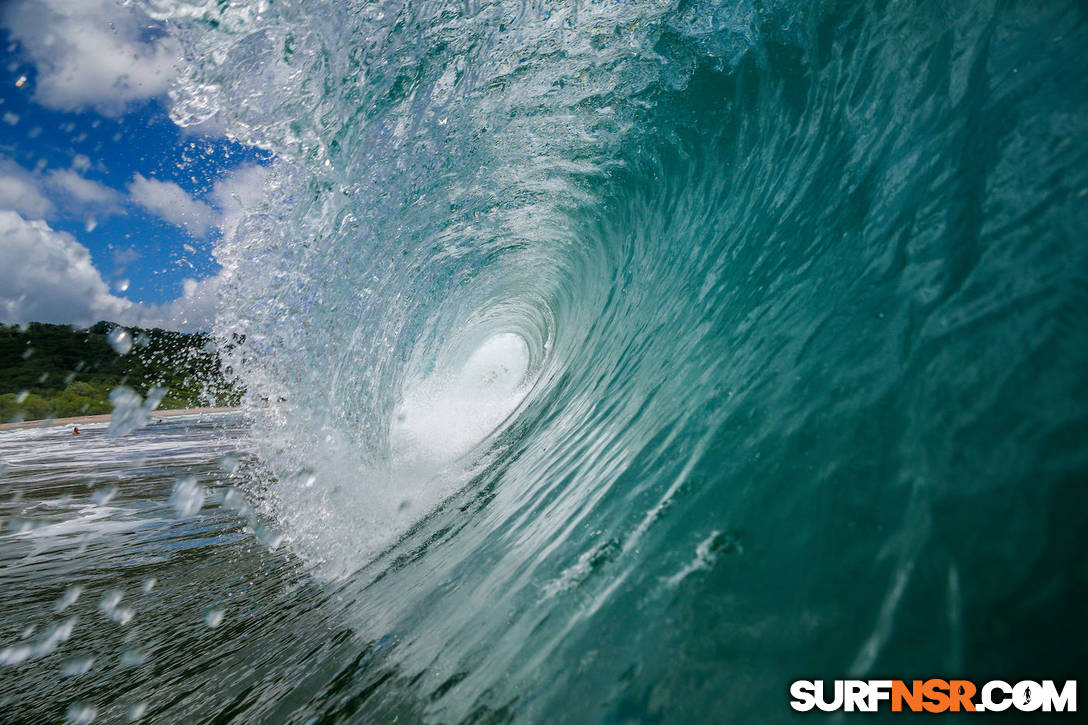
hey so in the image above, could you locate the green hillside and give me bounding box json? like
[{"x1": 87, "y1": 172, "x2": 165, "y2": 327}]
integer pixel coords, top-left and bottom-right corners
[{"x1": 0, "y1": 322, "x2": 242, "y2": 423}]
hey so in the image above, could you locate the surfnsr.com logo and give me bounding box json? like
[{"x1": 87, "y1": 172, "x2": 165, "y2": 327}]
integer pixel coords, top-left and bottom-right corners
[{"x1": 790, "y1": 680, "x2": 1076, "y2": 713}]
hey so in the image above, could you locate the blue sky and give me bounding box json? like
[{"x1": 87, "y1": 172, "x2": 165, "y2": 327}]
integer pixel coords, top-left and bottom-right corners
[{"x1": 0, "y1": 0, "x2": 271, "y2": 331}]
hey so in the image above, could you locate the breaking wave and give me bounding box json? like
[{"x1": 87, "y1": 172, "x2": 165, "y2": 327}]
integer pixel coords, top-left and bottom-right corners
[{"x1": 136, "y1": 0, "x2": 1088, "y2": 719}]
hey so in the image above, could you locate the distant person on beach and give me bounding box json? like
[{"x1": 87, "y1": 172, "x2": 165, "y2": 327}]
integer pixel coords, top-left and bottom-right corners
[{"x1": 72, "y1": 427, "x2": 80, "y2": 435}]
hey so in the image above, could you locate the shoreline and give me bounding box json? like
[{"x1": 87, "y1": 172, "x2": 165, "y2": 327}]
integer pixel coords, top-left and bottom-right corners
[{"x1": 0, "y1": 406, "x2": 241, "y2": 432}]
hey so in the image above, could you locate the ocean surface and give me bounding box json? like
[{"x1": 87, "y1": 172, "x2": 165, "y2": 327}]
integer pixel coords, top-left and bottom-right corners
[{"x1": 4, "y1": 0, "x2": 1088, "y2": 721}]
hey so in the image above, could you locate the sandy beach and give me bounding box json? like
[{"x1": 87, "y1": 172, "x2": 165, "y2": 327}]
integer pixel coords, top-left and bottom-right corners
[{"x1": 0, "y1": 406, "x2": 241, "y2": 432}]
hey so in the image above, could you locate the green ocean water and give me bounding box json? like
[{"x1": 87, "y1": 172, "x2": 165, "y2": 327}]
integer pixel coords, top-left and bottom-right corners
[{"x1": 3, "y1": 0, "x2": 1088, "y2": 721}]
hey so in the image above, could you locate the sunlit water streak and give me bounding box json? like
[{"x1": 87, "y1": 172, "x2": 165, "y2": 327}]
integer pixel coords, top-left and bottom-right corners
[{"x1": 4, "y1": 0, "x2": 1088, "y2": 721}]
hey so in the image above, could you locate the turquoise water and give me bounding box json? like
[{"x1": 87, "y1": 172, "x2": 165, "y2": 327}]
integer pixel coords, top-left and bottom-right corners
[{"x1": 4, "y1": 0, "x2": 1088, "y2": 721}]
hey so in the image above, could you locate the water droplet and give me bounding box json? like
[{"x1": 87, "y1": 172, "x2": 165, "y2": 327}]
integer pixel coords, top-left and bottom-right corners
[
  {"x1": 91, "y1": 486, "x2": 117, "y2": 506},
  {"x1": 204, "y1": 608, "x2": 225, "y2": 628},
  {"x1": 65, "y1": 702, "x2": 97, "y2": 724},
  {"x1": 83, "y1": 214, "x2": 97, "y2": 233},
  {"x1": 145, "y1": 386, "x2": 167, "y2": 412},
  {"x1": 98, "y1": 590, "x2": 134, "y2": 624},
  {"x1": 141, "y1": 577, "x2": 156, "y2": 593},
  {"x1": 55, "y1": 585, "x2": 83, "y2": 613},
  {"x1": 15, "y1": 75, "x2": 27, "y2": 87},
  {"x1": 127, "y1": 702, "x2": 147, "y2": 721},
  {"x1": 37, "y1": 372, "x2": 49, "y2": 383},
  {"x1": 9, "y1": 516, "x2": 37, "y2": 533},
  {"x1": 120, "y1": 648, "x2": 147, "y2": 667},
  {"x1": 221, "y1": 487, "x2": 249, "y2": 515},
  {"x1": 15, "y1": 390, "x2": 28, "y2": 403},
  {"x1": 0, "y1": 644, "x2": 32, "y2": 665},
  {"x1": 60, "y1": 655, "x2": 95, "y2": 676},
  {"x1": 218, "y1": 453, "x2": 240, "y2": 474},
  {"x1": 171, "y1": 477, "x2": 205, "y2": 517},
  {"x1": 254, "y1": 523, "x2": 284, "y2": 551},
  {"x1": 107, "y1": 327, "x2": 133, "y2": 355},
  {"x1": 32, "y1": 617, "x2": 78, "y2": 657},
  {"x1": 114, "y1": 278, "x2": 130, "y2": 293},
  {"x1": 108, "y1": 386, "x2": 149, "y2": 436},
  {"x1": 100, "y1": 590, "x2": 123, "y2": 613}
]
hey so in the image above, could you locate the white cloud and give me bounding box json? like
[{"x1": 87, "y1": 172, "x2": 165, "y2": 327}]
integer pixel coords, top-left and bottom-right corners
[
  {"x1": 1, "y1": 155, "x2": 130, "y2": 224},
  {"x1": 129, "y1": 164, "x2": 269, "y2": 238},
  {"x1": 0, "y1": 210, "x2": 221, "y2": 331},
  {"x1": 130, "y1": 275, "x2": 221, "y2": 332},
  {"x1": 128, "y1": 173, "x2": 217, "y2": 237},
  {"x1": 211, "y1": 164, "x2": 270, "y2": 235},
  {"x1": 46, "y1": 169, "x2": 123, "y2": 207},
  {"x1": 1, "y1": 0, "x2": 181, "y2": 116},
  {"x1": 0, "y1": 159, "x2": 55, "y2": 219},
  {"x1": 0, "y1": 160, "x2": 270, "y2": 331},
  {"x1": 46, "y1": 169, "x2": 125, "y2": 216},
  {"x1": 0, "y1": 210, "x2": 132, "y2": 326}
]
